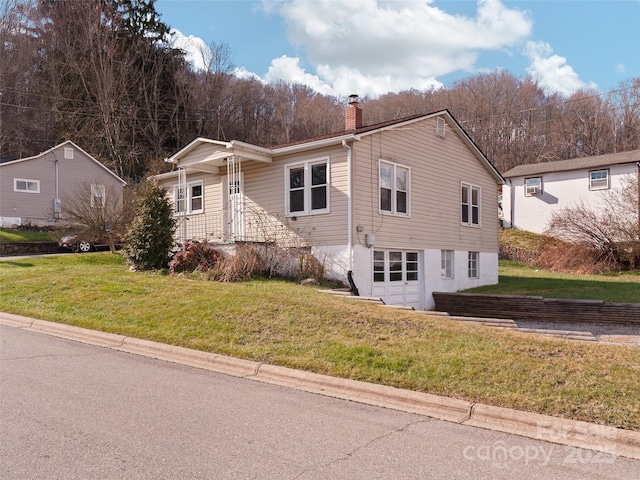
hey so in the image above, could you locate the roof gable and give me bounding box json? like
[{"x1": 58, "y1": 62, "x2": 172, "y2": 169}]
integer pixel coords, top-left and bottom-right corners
[{"x1": 0, "y1": 140, "x2": 127, "y2": 185}]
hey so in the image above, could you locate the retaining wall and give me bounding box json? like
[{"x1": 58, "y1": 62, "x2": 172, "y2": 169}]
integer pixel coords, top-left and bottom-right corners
[
  {"x1": 433, "y1": 292, "x2": 640, "y2": 326},
  {"x1": 0, "y1": 242, "x2": 60, "y2": 256}
]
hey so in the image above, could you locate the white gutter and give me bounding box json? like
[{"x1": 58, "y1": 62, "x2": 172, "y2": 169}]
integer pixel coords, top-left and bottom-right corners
[{"x1": 341, "y1": 139, "x2": 353, "y2": 272}]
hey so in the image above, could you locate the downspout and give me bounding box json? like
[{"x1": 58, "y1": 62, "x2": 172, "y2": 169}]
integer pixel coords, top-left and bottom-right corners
[
  {"x1": 54, "y1": 158, "x2": 60, "y2": 219},
  {"x1": 341, "y1": 139, "x2": 353, "y2": 273},
  {"x1": 509, "y1": 179, "x2": 514, "y2": 229}
]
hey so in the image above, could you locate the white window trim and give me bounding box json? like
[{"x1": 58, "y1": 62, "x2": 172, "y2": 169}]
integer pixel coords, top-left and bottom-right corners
[
  {"x1": 285, "y1": 157, "x2": 330, "y2": 216},
  {"x1": 14, "y1": 178, "x2": 40, "y2": 193},
  {"x1": 524, "y1": 177, "x2": 542, "y2": 196},
  {"x1": 174, "y1": 180, "x2": 204, "y2": 215},
  {"x1": 468, "y1": 251, "x2": 479, "y2": 279},
  {"x1": 589, "y1": 169, "x2": 610, "y2": 191},
  {"x1": 378, "y1": 159, "x2": 411, "y2": 217},
  {"x1": 461, "y1": 182, "x2": 481, "y2": 227}
]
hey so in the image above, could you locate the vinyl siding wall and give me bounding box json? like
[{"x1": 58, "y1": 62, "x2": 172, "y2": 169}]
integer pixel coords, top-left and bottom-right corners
[
  {"x1": 351, "y1": 116, "x2": 499, "y2": 254},
  {"x1": 161, "y1": 144, "x2": 349, "y2": 247},
  {"x1": 0, "y1": 145, "x2": 124, "y2": 226}
]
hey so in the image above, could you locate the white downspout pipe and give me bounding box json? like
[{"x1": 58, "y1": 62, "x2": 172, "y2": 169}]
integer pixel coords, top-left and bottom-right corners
[{"x1": 341, "y1": 139, "x2": 353, "y2": 272}]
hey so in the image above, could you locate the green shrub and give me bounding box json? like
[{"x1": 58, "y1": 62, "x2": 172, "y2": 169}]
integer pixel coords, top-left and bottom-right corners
[{"x1": 123, "y1": 181, "x2": 176, "y2": 270}]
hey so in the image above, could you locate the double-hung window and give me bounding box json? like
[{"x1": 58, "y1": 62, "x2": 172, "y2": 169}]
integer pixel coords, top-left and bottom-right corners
[
  {"x1": 589, "y1": 170, "x2": 609, "y2": 190},
  {"x1": 461, "y1": 183, "x2": 480, "y2": 226},
  {"x1": 14, "y1": 178, "x2": 39, "y2": 193},
  {"x1": 286, "y1": 158, "x2": 329, "y2": 215},
  {"x1": 174, "y1": 181, "x2": 204, "y2": 215},
  {"x1": 525, "y1": 177, "x2": 542, "y2": 196},
  {"x1": 468, "y1": 251, "x2": 479, "y2": 278},
  {"x1": 90, "y1": 184, "x2": 106, "y2": 208},
  {"x1": 379, "y1": 160, "x2": 409, "y2": 215},
  {"x1": 441, "y1": 250, "x2": 454, "y2": 279}
]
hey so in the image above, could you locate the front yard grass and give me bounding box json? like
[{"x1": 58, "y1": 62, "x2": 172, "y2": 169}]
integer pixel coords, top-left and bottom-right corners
[
  {"x1": 1, "y1": 253, "x2": 638, "y2": 431},
  {"x1": 465, "y1": 260, "x2": 640, "y2": 303}
]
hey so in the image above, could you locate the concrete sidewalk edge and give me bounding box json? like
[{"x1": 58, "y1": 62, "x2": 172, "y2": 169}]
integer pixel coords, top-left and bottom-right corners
[{"x1": 2, "y1": 312, "x2": 638, "y2": 461}]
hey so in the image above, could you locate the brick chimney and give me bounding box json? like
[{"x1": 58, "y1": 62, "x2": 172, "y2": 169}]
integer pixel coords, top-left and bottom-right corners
[{"x1": 345, "y1": 94, "x2": 362, "y2": 131}]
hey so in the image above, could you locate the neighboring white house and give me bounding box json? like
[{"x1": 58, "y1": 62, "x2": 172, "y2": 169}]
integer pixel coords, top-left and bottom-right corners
[
  {"x1": 154, "y1": 100, "x2": 505, "y2": 310},
  {"x1": 0, "y1": 140, "x2": 126, "y2": 227},
  {"x1": 501, "y1": 150, "x2": 640, "y2": 233}
]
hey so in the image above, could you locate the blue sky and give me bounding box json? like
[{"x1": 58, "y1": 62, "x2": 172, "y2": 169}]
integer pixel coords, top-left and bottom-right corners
[{"x1": 155, "y1": 0, "x2": 640, "y2": 98}]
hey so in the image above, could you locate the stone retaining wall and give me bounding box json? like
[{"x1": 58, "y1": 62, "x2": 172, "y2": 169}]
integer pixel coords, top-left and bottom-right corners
[
  {"x1": 0, "y1": 242, "x2": 60, "y2": 256},
  {"x1": 433, "y1": 292, "x2": 640, "y2": 325}
]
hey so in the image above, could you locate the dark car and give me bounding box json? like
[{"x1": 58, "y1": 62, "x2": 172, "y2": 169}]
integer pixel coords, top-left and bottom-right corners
[{"x1": 59, "y1": 234, "x2": 123, "y2": 253}]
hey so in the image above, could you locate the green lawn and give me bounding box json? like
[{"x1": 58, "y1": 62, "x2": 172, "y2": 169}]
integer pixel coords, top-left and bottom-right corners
[
  {"x1": 1, "y1": 253, "x2": 638, "y2": 431},
  {"x1": 0, "y1": 227, "x2": 53, "y2": 243},
  {"x1": 465, "y1": 260, "x2": 640, "y2": 303}
]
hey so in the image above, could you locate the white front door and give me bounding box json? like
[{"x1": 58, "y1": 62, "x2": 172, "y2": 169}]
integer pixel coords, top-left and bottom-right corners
[{"x1": 372, "y1": 250, "x2": 421, "y2": 309}]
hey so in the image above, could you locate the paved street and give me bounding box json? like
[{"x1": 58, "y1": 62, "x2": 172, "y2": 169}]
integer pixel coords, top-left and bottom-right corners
[{"x1": 1, "y1": 323, "x2": 638, "y2": 479}]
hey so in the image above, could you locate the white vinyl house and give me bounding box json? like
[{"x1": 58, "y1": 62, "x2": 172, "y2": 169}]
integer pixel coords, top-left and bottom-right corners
[
  {"x1": 501, "y1": 150, "x2": 640, "y2": 233},
  {"x1": 155, "y1": 100, "x2": 504, "y2": 310}
]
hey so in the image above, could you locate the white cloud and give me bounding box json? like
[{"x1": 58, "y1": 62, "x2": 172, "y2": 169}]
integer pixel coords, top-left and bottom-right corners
[
  {"x1": 524, "y1": 41, "x2": 598, "y2": 95},
  {"x1": 615, "y1": 63, "x2": 626, "y2": 74},
  {"x1": 261, "y1": 0, "x2": 532, "y2": 97},
  {"x1": 167, "y1": 28, "x2": 210, "y2": 72}
]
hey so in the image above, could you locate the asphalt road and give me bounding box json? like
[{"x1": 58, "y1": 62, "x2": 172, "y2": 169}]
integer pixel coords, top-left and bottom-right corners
[{"x1": 1, "y1": 324, "x2": 639, "y2": 479}]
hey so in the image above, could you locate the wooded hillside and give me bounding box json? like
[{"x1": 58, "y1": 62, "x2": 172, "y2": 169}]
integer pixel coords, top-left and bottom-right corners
[{"x1": 2, "y1": 0, "x2": 639, "y2": 182}]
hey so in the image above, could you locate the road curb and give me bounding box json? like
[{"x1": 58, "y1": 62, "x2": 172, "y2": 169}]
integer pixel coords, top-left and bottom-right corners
[
  {"x1": 464, "y1": 403, "x2": 640, "y2": 460},
  {"x1": 255, "y1": 363, "x2": 473, "y2": 423},
  {"x1": 117, "y1": 336, "x2": 260, "y2": 378},
  {"x1": 2, "y1": 313, "x2": 639, "y2": 460}
]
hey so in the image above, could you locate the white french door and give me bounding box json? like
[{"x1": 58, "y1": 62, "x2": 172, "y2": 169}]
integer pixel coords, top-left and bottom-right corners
[{"x1": 372, "y1": 250, "x2": 421, "y2": 309}]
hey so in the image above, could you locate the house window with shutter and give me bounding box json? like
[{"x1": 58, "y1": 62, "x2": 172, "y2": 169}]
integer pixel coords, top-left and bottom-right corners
[{"x1": 525, "y1": 177, "x2": 542, "y2": 196}]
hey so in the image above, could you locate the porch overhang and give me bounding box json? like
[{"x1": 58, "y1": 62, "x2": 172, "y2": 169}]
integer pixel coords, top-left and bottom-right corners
[{"x1": 165, "y1": 138, "x2": 273, "y2": 173}]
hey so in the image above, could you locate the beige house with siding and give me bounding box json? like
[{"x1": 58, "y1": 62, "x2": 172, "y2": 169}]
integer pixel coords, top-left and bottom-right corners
[
  {"x1": 155, "y1": 100, "x2": 504, "y2": 310},
  {"x1": 0, "y1": 140, "x2": 126, "y2": 228}
]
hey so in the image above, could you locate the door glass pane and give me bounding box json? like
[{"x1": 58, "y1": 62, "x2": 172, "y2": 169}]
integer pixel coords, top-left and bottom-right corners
[
  {"x1": 406, "y1": 252, "x2": 418, "y2": 281},
  {"x1": 373, "y1": 251, "x2": 385, "y2": 282},
  {"x1": 389, "y1": 251, "x2": 402, "y2": 281}
]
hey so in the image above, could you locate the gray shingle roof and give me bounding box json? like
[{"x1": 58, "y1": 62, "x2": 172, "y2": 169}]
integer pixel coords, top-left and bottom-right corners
[{"x1": 502, "y1": 150, "x2": 640, "y2": 178}]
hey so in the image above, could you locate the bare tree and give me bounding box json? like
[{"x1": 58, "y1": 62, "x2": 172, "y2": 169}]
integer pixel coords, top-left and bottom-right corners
[
  {"x1": 60, "y1": 181, "x2": 131, "y2": 253},
  {"x1": 544, "y1": 173, "x2": 640, "y2": 269}
]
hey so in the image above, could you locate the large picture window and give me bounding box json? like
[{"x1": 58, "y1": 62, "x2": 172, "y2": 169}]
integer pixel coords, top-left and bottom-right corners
[
  {"x1": 174, "y1": 180, "x2": 204, "y2": 215},
  {"x1": 379, "y1": 160, "x2": 409, "y2": 215},
  {"x1": 285, "y1": 158, "x2": 329, "y2": 215},
  {"x1": 461, "y1": 183, "x2": 480, "y2": 226}
]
